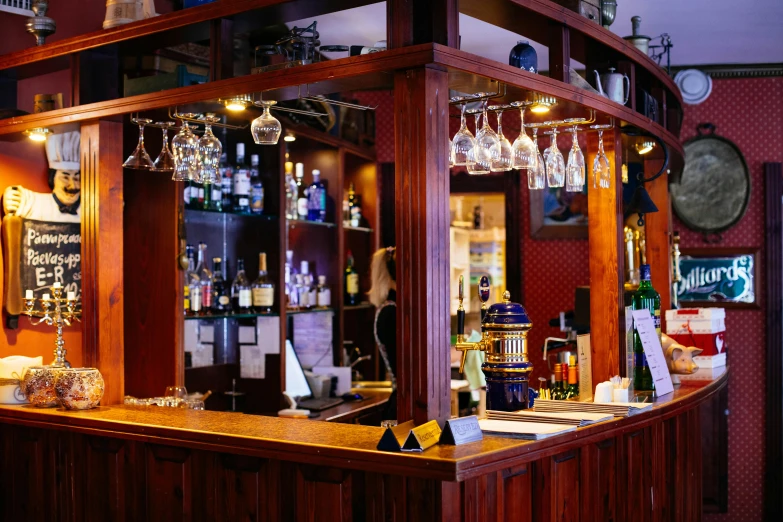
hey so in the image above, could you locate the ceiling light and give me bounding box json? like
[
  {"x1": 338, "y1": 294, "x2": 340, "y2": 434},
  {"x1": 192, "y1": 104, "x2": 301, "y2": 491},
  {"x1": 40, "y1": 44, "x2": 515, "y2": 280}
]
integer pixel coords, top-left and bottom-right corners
[
  {"x1": 220, "y1": 95, "x2": 252, "y2": 112},
  {"x1": 530, "y1": 94, "x2": 556, "y2": 114},
  {"x1": 283, "y1": 132, "x2": 296, "y2": 142},
  {"x1": 635, "y1": 140, "x2": 655, "y2": 155},
  {"x1": 24, "y1": 127, "x2": 51, "y2": 142}
]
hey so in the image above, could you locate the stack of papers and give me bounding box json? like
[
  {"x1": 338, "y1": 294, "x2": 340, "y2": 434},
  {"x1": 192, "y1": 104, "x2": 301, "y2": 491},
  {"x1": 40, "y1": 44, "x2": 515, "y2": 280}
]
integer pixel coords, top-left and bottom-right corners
[
  {"x1": 478, "y1": 419, "x2": 576, "y2": 440},
  {"x1": 534, "y1": 399, "x2": 653, "y2": 417},
  {"x1": 486, "y1": 410, "x2": 613, "y2": 427}
]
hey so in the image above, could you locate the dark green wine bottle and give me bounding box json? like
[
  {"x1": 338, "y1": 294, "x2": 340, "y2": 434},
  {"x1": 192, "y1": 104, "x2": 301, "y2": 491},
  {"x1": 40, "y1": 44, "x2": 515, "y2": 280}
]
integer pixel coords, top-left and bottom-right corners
[{"x1": 632, "y1": 264, "x2": 660, "y2": 391}]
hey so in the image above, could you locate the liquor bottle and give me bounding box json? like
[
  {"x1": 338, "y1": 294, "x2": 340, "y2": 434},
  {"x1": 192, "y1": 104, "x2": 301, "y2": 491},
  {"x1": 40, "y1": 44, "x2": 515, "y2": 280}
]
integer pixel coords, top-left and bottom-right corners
[
  {"x1": 632, "y1": 264, "x2": 660, "y2": 391},
  {"x1": 231, "y1": 258, "x2": 252, "y2": 313},
  {"x1": 183, "y1": 244, "x2": 195, "y2": 315},
  {"x1": 184, "y1": 179, "x2": 193, "y2": 208},
  {"x1": 307, "y1": 169, "x2": 326, "y2": 222},
  {"x1": 316, "y1": 275, "x2": 331, "y2": 308},
  {"x1": 285, "y1": 250, "x2": 299, "y2": 309},
  {"x1": 196, "y1": 181, "x2": 205, "y2": 209},
  {"x1": 284, "y1": 161, "x2": 298, "y2": 220},
  {"x1": 565, "y1": 356, "x2": 579, "y2": 400},
  {"x1": 196, "y1": 242, "x2": 212, "y2": 313},
  {"x1": 551, "y1": 363, "x2": 566, "y2": 400},
  {"x1": 295, "y1": 163, "x2": 308, "y2": 220},
  {"x1": 299, "y1": 261, "x2": 312, "y2": 308},
  {"x1": 348, "y1": 183, "x2": 362, "y2": 227},
  {"x1": 186, "y1": 245, "x2": 202, "y2": 316},
  {"x1": 202, "y1": 179, "x2": 212, "y2": 211},
  {"x1": 233, "y1": 143, "x2": 251, "y2": 214},
  {"x1": 252, "y1": 252, "x2": 275, "y2": 313},
  {"x1": 211, "y1": 257, "x2": 230, "y2": 313},
  {"x1": 209, "y1": 160, "x2": 223, "y2": 212},
  {"x1": 344, "y1": 250, "x2": 359, "y2": 305},
  {"x1": 294, "y1": 274, "x2": 307, "y2": 309},
  {"x1": 249, "y1": 154, "x2": 264, "y2": 215},
  {"x1": 220, "y1": 153, "x2": 233, "y2": 212}
]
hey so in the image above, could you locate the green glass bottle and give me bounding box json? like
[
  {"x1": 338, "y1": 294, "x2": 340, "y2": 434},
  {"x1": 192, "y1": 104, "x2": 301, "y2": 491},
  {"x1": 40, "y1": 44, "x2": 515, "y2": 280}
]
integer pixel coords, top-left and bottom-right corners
[
  {"x1": 344, "y1": 250, "x2": 359, "y2": 305},
  {"x1": 565, "y1": 356, "x2": 579, "y2": 400},
  {"x1": 632, "y1": 264, "x2": 660, "y2": 391},
  {"x1": 551, "y1": 363, "x2": 566, "y2": 400}
]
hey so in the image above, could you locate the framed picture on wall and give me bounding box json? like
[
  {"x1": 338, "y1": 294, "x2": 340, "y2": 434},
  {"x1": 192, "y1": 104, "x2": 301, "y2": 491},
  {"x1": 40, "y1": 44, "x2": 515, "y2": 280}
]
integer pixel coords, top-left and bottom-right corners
[
  {"x1": 529, "y1": 187, "x2": 588, "y2": 239},
  {"x1": 677, "y1": 248, "x2": 759, "y2": 309}
]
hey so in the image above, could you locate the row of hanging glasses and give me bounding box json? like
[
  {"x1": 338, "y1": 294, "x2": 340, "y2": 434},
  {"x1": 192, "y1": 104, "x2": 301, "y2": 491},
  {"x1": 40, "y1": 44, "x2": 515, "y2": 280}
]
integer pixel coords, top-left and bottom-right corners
[{"x1": 449, "y1": 94, "x2": 614, "y2": 191}]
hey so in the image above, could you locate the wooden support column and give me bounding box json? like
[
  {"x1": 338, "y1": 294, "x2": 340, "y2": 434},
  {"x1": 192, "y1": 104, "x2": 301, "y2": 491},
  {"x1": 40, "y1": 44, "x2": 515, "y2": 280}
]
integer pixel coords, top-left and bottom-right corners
[
  {"x1": 81, "y1": 121, "x2": 124, "y2": 405},
  {"x1": 549, "y1": 24, "x2": 571, "y2": 83},
  {"x1": 587, "y1": 128, "x2": 623, "y2": 385},
  {"x1": 643, "y1": 158, "x2": 671, "y2": 315},
  {"x1": 386, "y1": 0, "x2": 459, "y2": 48},
  {"x1": 394, "y1": 66, "x2": 451, "y2": 425},
  {"x1": 209, "y1": 19, "x2": 234, "y2": 82}
]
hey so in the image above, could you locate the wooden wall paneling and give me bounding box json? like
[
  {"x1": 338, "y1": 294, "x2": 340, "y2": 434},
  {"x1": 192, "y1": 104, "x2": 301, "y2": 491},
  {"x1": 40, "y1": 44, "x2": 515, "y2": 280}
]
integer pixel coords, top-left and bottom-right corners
[
  {"x1": 386, "y1": 0, "x2": 459, "y2": 48},
  {"x1": 587, "y1": 128, "x2": 623, "y2": 385},
  {"x1": 404, "y1": 477, "x2": 440, "y2": 521},
  {"x1": 296, "y1": 465, "x2": 353, "y2": 522},
  {"x1": 461, "y1": 473, "x2": 499, "y2": 522},
  {"x1": 549, "y1": 24, "x2": 571, "y2": 83},
  {"x1": 212, "y1": 454, "x2": 279, "y2": 522},
  {"x1": 643, "y1": 158, "x2": 672, "y2": 316},
  {"x1": 502, "y1": 463, "x2": 533, "y2": 522},
  {"x1": 620, "y1": 428, "x2": 652, "y2": 522},
  {"x1": 209, "y1": 19, "x2": 234, "y2": 82},
  {"x1": 580, "y1": 439, "x2": 617, "y2": 522},
  {"x1": 504, "y1": 170, "x2": 524, "y2": 303},
  {"x1": 701, "y1": 385, "x2": 728, "y2": 513},
  {"x1": 81, "y1": 120, "x2": 125, "y2": 404},
  {"x1": 765, "y1": 162, "x2": 783, "y2": 522},
  {"x1": 650, "y1": 418, "x2": 675, "y2": 522},
  {"x1": 552, "y1": 451, "x2": 580, "y2": 522},
  {"x1": 393, "y1": 66, "x2": 451, "y2": 425},
  {"x1": 380, "y1": 163, "x2": 396, "y2": 248},
  {"x1": 145, "y1": 444, "x2": 193, "y2": 522},
  {"x1": 5, "y1": 426, "x2": 58, "y2": 521},
  {"x1": 687, "y1": 408, "x2": 703, "y2": 522}
]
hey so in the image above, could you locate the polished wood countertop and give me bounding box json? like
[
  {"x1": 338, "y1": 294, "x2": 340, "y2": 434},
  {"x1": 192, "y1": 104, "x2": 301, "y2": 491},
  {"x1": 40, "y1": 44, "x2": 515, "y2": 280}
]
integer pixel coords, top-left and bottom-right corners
[{"x1": 0, "y1": 372, "x2": 726, "y2": 482}]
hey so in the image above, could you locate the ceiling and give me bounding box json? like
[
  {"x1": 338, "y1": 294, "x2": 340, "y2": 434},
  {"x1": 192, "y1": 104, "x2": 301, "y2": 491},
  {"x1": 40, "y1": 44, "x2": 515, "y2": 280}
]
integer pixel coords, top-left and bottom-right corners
[{"x1": 291, "y1": 1, "x2": 783, "y2": 68}]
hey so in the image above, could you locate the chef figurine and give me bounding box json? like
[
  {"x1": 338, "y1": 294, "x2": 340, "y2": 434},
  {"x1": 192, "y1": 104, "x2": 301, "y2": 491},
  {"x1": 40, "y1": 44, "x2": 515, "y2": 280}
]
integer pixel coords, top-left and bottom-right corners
[{"x1": 2, "y1": 131, "x2": 80, "y2": 223}]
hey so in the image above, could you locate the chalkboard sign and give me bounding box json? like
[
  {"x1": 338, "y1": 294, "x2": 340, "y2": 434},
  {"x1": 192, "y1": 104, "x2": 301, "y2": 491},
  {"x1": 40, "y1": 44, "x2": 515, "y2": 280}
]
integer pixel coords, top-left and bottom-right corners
[
  {"x1": 20, "y1": 219, "x2": 81, "y2": 299},
  {"x1": 677, "y1": 249, "x2": 757, "y2": 308}
]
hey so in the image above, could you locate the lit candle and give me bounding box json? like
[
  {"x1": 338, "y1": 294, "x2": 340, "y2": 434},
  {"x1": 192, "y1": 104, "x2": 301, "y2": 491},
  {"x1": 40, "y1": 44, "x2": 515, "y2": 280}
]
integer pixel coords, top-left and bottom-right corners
[
  {"x1": 42, "y1": 293, "x2": 50, "y2": 300},
  {"x1": 25, "y1": 290, "x2": 33, "y2": 299},
  {"x1": 53, "y1": 282, "x2": 61, "y2": 289},
  {"x1": 67, "y1": 292, "x2": 75, "y2": 301}
]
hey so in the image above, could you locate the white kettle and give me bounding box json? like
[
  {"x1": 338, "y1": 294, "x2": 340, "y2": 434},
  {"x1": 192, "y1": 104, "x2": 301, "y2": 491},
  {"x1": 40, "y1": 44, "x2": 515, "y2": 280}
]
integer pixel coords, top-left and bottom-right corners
[{"x1": 593, "y1": 68, "x2": 630, "y2": 105}]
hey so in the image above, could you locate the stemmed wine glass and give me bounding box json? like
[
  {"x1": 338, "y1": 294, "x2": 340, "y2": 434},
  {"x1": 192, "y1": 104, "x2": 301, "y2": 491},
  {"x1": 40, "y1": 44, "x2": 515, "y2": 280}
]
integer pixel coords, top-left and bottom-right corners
[
  {"x1": 198, "y1": 114, "x2": 223, "y2": 185},
  {"x1": 545, "y1": 128, "x2": 565, "y2": 188},
  {"x1": 591, "y1": 124, "x2": 612, "y2": 188},
  {"x1": 528, "y1": 126, "x2": 546, "y2": 189},
  {"x1": 565, "y1": 125, "x2": 585, "y2": 192},
  {"x1": 451, "y1": 97, "x2": 476, "y2": 167},
  {"x1": 152, "y1": 121, "x2": 176, "y2": 172},
  {"x1": 511, "y1": 102, "x2": 536, "y2": 170},
  {"x1": 251, "y1": 100, "x2": 282, "y2": 145},
  {"x1": 123, "y1": 118, "x2": 154, "y2": 170},
  {"x1": 171, "y1": 120, "x2": 199, "y2": 182},
  {"x1": 475, "y1": 100, "x2": 500, "y2": 174},
  {"x1": 489, "y1": 105, "x2": 513, "y2": 172},
  {"x1": 466, "y1": 108, "x2": 489, "y2": 174}
]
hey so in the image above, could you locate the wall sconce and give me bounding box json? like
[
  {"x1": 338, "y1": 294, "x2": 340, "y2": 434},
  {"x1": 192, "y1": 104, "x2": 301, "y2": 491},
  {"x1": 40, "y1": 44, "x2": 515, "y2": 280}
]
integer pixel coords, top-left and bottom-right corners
[
  {"x1": 23, "y1": 127, "x2": 51, "y2": 142},
  {"x1": 621, "y1": 128, "x2": 668, "y2": 226},
  {"x1": 219, "y1": 95, "x2": 252, "y2": 112},
  {"x1": 283, "y1": 132, "x2": 296, "y2": 142},
  {"x1": 635, "y1": 140, "x2": 655, "y2": 155},
  {"x1": 530, "y1": 94, "x2": 556, "y2": 114}
]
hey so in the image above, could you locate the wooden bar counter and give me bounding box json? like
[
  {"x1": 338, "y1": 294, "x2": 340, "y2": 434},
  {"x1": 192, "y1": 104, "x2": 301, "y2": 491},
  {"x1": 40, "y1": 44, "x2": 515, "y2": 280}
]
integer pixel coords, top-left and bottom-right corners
[{"x1": 0, "y1": 372, "x2": 725, "y2": 522}]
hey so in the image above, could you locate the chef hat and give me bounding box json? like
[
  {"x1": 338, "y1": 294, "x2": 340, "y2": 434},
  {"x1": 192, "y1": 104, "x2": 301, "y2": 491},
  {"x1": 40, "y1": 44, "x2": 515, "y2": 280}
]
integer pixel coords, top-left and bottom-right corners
[{"x1": 45, "y1": 130, "x2": 80, "y2": 172}]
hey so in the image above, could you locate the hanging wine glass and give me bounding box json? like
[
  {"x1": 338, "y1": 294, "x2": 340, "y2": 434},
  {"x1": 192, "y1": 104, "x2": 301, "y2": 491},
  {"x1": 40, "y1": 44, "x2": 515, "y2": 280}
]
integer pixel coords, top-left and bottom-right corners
[
  {"x1": 198, "y1": 114, "x2": 223, "y2": 185},
  {"x1": 489, "y1": 105, "x2": 513, "y2": 172},
  {"x1": 251, "y1": 100, "x2": 282, "y2": 145},
  {"x1": 475, "y1": 100, "x2": 500, "y2": 174},
  {"x1": 511, "y1": 103, "x2": 536, "y2": 170},
  {"x1": 545, "y1": 128, "x2": 565, "y2": 188},
  {"x1": 171, "y1": 119, "x2": 199, "y2": 182},
  {"x1": 565, "y1": 125, "x2": 585, "y2": 192},
  {"x1": 451, "y1": 97, "x2": 475, "y2": 167},
  {"x1": 123, "y1": 118, "x2": 154, "y2": 170},
  {"x1": 152, "y1": 121, "x2": 176, "y2": 172},
  {"x1": 591, "y1": 124, "x2": 612, "y2": 189},
  {"x1": 466, "y1": 108, "x2": 489, "y2": 174},
  {"x1": 528, "y1": 126, "x2": 546, "y2": 189}
]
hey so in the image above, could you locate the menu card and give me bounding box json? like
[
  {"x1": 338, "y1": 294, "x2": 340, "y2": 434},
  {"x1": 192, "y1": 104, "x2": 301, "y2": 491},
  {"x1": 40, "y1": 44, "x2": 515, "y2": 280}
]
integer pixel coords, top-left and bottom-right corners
[
  {"x1": 577, "y1": 334, "x2": 592, "y2": 401},
  {"x1": 631, "y1": 309, "x2": 674, "y2": 397}
]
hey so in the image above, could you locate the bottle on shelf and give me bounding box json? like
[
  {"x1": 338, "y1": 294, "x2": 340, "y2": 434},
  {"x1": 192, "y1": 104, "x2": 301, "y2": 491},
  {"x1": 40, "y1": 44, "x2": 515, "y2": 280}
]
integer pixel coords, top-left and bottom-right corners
[
  {"x1": 344, "y1": 250, "x2": 359, "y2": 305},
  {"x1": 565, "y1": 356, "x2": 579, "y2": 400},
  {"x1": 209, "y1": 157, "x2": 224, "y2": 212},
  {"x1": 300, "y1": 261, "x2": 314, "y2": 309},
  {"x1": 211, "y1": 257, "x2": 230, "y2": 313},
  {"x1": 551, "y1": 363, "x2": 566, "y2": 400},
  {"x1": 307, "y1": 169, "x2": 326, "y2": 222},
  {"x1": 632, "y1": 264, "x2": 660, "y2": 391},
  {"x1": 196, "y1": 180, "x2": 205, "y2": 209},
  {"x1": 196, "y1": 242, "x2": 212, "y2": 314},
  {"x1": 347, "y1": 183, "x2": 362, "y2": 227},
  {"x1": 183, "y1": 179, "x2": 193, "y2": 208},
  {"x1": 316, "y1": 275, "x2": 331, "y2": 308},
  {"x1": 285, "y1": 250, "x2": 299, "y2": 309},
  {"x1": 284, "y1": 161, "x2": 298, "y2": 220},
  {"x1": 233, "y1": 143, "x2": 251, "y2": 214},
  {"x1": 186, "y1": 245, "x2": 202, "y2": 316},
  {"x1": 252, "y1": 252, "x2": 275, "y2": 313},
  {"x1": 295, "y1": 162, "x2": 308, "y2": 221},
  {"x1": 183, "y1": 244, "x2": 195, "y2": 315},
  {"x1": 220, "y1": 152, "x2": 233, "y2": 212},
  {"x1": 202, "y1": 178, "x2": 212, "y2": 211},
  {"x1": 304, "y1": 263, "x2": 317, "y2": 306},
  {"x1": 231, "y1": 258, "x2": 252, "y2": 313},
  {"x1": 294, "y1": 274, "x2": 307, "y2": 309},
  {"x1": 249, "y1": 154, "x2": 264, "y2": 215}
]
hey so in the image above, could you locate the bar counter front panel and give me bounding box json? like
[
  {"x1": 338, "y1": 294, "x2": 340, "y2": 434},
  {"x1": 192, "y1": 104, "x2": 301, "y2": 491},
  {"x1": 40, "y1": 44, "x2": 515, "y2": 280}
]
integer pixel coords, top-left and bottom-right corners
[{"x1": 0, "y1": 373, "x2": 724, "y2": 522}]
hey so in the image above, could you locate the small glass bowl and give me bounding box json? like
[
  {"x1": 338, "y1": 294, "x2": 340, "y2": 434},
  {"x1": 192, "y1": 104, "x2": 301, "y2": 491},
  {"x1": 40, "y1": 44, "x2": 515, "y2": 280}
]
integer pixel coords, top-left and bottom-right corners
[
  {"x1": 21, "y1": 366, "x2": 60, "y2": 408},
  {"x1": 54, "y1": 368, "x2": 105, "y2": 410}
]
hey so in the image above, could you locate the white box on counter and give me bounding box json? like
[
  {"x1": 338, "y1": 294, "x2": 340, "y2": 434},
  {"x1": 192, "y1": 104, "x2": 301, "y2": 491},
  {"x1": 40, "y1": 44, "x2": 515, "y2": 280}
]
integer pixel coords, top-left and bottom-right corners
[
  {"x1": 665, "y1": 308, "x2": 726, "y2": 334},
  {"x1": 693, "y1": 353, "x2": 727, "y2": 369}
]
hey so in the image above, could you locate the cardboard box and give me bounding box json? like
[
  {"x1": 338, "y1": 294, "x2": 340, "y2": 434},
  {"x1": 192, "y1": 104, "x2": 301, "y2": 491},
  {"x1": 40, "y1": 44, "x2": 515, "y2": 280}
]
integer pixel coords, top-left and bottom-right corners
[
  {"x1": 693, "y1": 352, "x2": 727, "y2": 369},
  {"x1": 669, "y1": 331, "x2": 726, "y2": 356}
]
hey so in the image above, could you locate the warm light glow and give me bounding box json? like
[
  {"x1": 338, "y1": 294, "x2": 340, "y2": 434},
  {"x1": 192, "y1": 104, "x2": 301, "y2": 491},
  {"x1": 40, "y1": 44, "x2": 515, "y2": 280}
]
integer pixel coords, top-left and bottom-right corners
[
  {"x1": 283, "y1": 133, "x2": 296, "y2": 142},
  {"x1": 220, "y1": 95, "x2": 251, "y2": 112},
  {"x1": 635, "y1": 141, "x2": 655, "y2": 155},
  {"x1": 24, "y1": 127, "x2": 51, "y2": 142},
  {"x1": 530, "y1": 104, "x2": 550, "y2": 114},
  {"x1": 529, "y1": 94, "x2": 556, "y2": 114}
]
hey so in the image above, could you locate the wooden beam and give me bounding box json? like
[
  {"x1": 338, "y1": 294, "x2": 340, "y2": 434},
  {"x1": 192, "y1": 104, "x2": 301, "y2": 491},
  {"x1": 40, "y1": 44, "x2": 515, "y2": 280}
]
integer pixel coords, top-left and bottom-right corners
[
  {"x1": 643, "y1": 158, "x2": 671, "y2": 317},
  {"x1": 209, "y1": 19, "x2": 234, "y2": 82},
  {"x1": 394, "y1": 66, "x2": 451, "y2": 425},
  {"x1": 386, "y1": 0, "x2": 459, "y2": 48},
  {"x1": 587, "y1": 128, "x2": 623, "y2": 385},
  {"x1": 549, "y1": 24, "x2": 571, "y2": 83},
  {"x1": 81, "y1": 121, "x2": 124, "y2": 405}
]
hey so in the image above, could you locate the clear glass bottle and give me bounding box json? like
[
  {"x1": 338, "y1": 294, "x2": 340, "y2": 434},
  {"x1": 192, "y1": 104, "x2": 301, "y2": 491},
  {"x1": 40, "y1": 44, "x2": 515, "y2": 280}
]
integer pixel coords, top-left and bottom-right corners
[
  {"x1": 209, "y1": 156, "x2": 223, "y2": 212},
  {"x1": 348, "y1": 182, "x2": 362, "y2": 227},
  {"x1": 632, "y1": 264, "x2": 660, "y2": 391},
  {"x1": 284, "y1": 250, "x2": 298, "y2": 309},
  {"x1": 294, "y1": 274, "x2": 306, "y2": 309},
  {"x1": 183, "y1": 244, "x2": 195, "y2": 315},
  {"x1": 295, "y1": 162, "x2": 308, "y2": 220},
  {"x1": 184, "y1": 179, "x2": 193, "y2": 208},
  {"x1": 316, "y1": 275, "x2": 331, "y2": 308},
  {"x1": 187, "y1": 245, "x2": 202, "y2": 316},
  {"x1": 284, "y1": 161, "x2": 298, "y2": 220},
  {"x1": 307, "y1": 169, "x2": 326, "y2": 222},
  {"x1": 196, "y1": 242, "x2": 212, "y2": 314},
  {"x1": 252, "y1": 252, "x2": 275, "y2": 313},
  {"x1": 211, "y1": 257, "x2": 230, "y2": 313},
  {"x1": 249, "y1": 154, "x2": 264, "y2": 215},
  {"x1": 344, "y1": 250, "x2": 359, "y2": 305},
  {"x1": 299, "y1": 261, "x2": 313, "y2": 308},
  {"x1": 220, "y1": 152, "x2": 233, "y2": 212},
  {"x1": 231, "y1": 258, "x2": 252, "y2": 313},
  {"x1": 232, "y1": 143, "x2": 251, "y2": 214}
]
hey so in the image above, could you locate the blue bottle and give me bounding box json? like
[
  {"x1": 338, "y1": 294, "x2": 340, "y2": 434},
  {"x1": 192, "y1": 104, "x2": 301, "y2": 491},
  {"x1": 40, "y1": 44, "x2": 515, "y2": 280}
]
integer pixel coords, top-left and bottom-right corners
[
  {"x1": 307, "y1": 169, "x2": 326, "y2": 222},
  {"x1": 509, "y1": 40, "x2": 538, "y2": 73}
]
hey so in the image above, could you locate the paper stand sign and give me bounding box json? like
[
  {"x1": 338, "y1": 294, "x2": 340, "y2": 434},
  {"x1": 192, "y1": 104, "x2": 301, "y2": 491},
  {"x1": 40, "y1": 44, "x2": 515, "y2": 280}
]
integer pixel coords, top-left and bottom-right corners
[
  {"x1": 376, "y1": 420, "x2": 442, "y2": 453},
  {"x1": 631, "y1": 309, "x2": 674, "y2": 397},
  {"x1": 577, "y1": 334, "x2": 592, "y2": 401},
  {"x1": 439, "y1": 415, "x2": 483, "y2": 445}
]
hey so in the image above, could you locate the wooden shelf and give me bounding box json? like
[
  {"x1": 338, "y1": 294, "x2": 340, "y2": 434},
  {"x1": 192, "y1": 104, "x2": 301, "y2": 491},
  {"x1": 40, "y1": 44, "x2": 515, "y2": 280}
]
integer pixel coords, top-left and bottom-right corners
[
  {"x1": 287, "y1": 219, "x2": 337, "y2": 229},
  {"x1": 184, "y1": 312, "x2": 279, "y2": 321},
  {"x1": 185, "y1": 208, "x2": 279, "y2": 221},
  {"x1": 344, "y1": 302, "x2": 374, "y2": 311},
  {"x1": 286, "y1": 307, "x2": 336, "y2": 315},
  {"x1": 344, "y1": 225, "x2": 373, "y2": 233}
]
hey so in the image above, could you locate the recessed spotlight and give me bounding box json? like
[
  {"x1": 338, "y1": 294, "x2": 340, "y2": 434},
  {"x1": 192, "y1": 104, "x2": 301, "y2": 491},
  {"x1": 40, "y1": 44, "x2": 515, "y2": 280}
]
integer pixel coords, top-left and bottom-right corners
[
  {"x1": 635, "y1": 140, "x2": 655, "y2": 155},
  {"x1": 23, "y1": 127, "x2": 51, "y2": 142},
  {"x1": 219, "y1": 95, "x2": 252, "y2": 112},
  {"x1": 283, "y1": 132, "x2": 296, "y2": 142},
  {"x1": 530, "y1": 94, "x2": 556, "y2": 114}
]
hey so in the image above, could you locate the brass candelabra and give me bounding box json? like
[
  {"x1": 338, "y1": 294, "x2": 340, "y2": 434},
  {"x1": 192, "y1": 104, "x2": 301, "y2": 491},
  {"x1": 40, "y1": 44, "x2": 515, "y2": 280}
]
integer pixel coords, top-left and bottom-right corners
[{"x1": 22, "y1": 284, "x2": 81, "y2": 368}]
